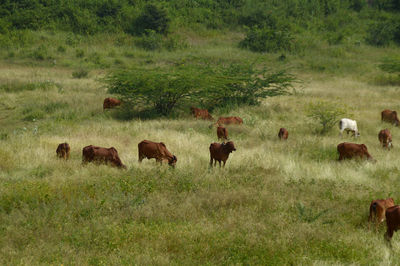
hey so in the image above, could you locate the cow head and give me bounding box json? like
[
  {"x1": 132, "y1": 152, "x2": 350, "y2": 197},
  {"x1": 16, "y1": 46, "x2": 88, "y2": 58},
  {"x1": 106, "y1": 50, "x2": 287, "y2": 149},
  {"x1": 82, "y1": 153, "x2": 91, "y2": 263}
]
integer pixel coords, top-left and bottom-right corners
[
  {"x1": 168, "y1": 155, "x2": 177, "y2": 167},
  {"x1": 223, "y1": 141, "x2": 236, "y2": 153}
]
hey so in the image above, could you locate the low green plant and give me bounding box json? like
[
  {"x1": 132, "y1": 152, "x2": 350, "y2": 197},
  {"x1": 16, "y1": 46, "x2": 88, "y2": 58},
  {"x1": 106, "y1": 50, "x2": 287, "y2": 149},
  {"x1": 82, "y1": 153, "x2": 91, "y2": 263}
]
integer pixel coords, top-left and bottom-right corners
[
  {"x1": 239, "y1": 26, "x2": 294, "y2": 53},
  {"x1": 135, "y1": 30, "x2": 163, "y2": 51},
  {"x1": 306, "y1": 101, "x2": 346, "y2": 134},
  {"x1": 75, "y1": 49, "x2": 84, "y2": 58},
  {"x1": 72, "y1": 69, "x2": 89, "y2": 79}
]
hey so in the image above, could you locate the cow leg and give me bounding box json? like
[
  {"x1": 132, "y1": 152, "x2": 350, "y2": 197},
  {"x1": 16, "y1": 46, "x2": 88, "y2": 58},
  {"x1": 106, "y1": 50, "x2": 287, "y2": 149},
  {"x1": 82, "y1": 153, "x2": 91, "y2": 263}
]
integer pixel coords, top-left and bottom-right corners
[
  {"x1": 385, "y1": 229, "x2": 394, "y2": 247},
  {"x1": 210, "y1": 157, "x2": 214, "y2": 167},
  {"x1": 138, "y1": 153, "x2": 144, "y2": 163},
  {"x1": 218, "y1": 160, "x2": 221, "y2": 167},
  {"x1": 223, "y1": 160, "x2": 226, "y2": 167}
]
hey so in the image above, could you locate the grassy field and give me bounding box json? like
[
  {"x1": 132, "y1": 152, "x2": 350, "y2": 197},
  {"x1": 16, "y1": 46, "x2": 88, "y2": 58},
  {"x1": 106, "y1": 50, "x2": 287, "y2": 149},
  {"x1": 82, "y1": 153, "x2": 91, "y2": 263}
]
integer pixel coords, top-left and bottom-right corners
[{"x1": 1, "y1": 31, "x2": 400, "y2": 264}]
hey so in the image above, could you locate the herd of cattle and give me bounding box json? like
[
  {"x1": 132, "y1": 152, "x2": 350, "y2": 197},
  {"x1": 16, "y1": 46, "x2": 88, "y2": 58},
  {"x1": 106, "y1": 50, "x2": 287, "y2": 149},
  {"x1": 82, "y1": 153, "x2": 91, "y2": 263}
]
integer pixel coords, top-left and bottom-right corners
[{"x1": 54, "y1": 98, "x2": 400, "y2": 244}]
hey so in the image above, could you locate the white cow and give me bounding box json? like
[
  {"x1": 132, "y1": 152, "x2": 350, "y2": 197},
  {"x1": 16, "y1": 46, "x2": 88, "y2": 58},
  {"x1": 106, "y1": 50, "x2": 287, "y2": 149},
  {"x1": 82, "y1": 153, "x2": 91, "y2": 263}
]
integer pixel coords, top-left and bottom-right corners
[{"x1": 339, "y1": 118, "x2": 360, "y2": 138}]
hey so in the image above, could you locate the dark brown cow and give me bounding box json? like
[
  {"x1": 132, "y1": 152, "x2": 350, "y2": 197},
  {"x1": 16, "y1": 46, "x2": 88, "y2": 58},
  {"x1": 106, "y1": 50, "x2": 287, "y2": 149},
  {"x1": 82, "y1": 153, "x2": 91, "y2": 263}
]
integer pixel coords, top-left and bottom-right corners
[
  {"x1": 381, "y1": 109, "x2": 399, "y2": 126},
  {"x1": 378, "y1": 129, "x2": 393, "y2": 149},
  {"x1": 209, "y1": 141, "x2": 236, "y2": 167},
  {"x1": 217, "y1": 126, "x2": 228, "y2": 141},
  {"x1": 190, "y1": 107, "x2": 213, "y2": 120},
  {"x1": 103, "y1": 97, "x2": 121, "y2": 110},
  {"x1": 337, "y1": 142, "x2": 374, "y2": 161},
  {"x1": 384, "y1": 205, "x2": 400, "y2": 244},
  {"x1": 278, "y1": 128, "x2": 289, "y2": 140},
  {"x1": 369, "y1": 198, "x2": 395, "y2": 230},
  {"x1": 138, "y1": 140, "x2": 177, "y2": 167},
  {"x1": 82, "y1": 145, "x2": 126, "y2": 168},
  {"x1": 56, "y1": 142, "x2": 70, "y2": 160}
]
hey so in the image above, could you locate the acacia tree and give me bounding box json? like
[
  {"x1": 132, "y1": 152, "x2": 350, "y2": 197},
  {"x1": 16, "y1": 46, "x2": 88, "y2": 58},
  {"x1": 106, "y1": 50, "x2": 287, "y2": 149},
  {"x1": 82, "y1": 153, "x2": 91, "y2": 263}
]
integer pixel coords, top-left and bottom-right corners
[{"x1": 105, "y1": 63, "x2": 297, "y2": 117}]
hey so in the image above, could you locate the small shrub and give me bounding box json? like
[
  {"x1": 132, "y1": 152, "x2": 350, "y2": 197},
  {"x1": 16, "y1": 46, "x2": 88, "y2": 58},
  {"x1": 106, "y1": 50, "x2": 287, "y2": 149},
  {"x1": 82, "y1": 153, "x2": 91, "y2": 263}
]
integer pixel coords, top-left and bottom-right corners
[
  {"x1": 239, "y1": 26, "x2": 294, "y2": 53},
  {"x1": 72, "y1": 69, "x2": 89, "y2": 79},
  {"x1": 31, "y1": 45, "x2": 47, "y2": 60},
  {"x1": 135, "y1": 30, "x2": 163, "y2": 51},
  {"x1": 57, "y1": 45, "x2": 66, "y2": 53},
  {"x1": 306, "y1": 101, "x2": 346, "y2": 134},
  {"x1": 75, "y1": 49, "x2": 84, "y2": 58}
]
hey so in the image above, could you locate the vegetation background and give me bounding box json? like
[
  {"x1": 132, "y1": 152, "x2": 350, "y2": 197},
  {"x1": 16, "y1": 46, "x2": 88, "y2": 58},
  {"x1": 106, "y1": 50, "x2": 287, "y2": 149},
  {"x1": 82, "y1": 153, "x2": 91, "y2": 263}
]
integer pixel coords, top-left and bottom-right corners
[{"x1": 1, "y1": 0, "x2": 400, "y2": 264}]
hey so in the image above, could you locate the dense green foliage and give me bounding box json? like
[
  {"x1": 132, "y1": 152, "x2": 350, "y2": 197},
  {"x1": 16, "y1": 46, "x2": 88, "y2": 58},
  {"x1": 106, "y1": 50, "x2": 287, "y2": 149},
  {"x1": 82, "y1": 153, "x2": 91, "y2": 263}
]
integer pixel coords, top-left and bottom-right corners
[
  {"x1": 106, "y1": 64, "x2": 296, "y2": 116},
  {"x1": 0, "y1": 0, "x2": 399, "y2": 49}
]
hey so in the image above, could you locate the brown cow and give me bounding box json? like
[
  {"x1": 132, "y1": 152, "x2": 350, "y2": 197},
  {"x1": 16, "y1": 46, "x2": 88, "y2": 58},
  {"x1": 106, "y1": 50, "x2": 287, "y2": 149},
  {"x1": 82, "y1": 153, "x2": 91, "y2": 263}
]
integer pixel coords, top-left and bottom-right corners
[
  {"x1": 209, "y1": 141, "x2": 236, "y2": 167},
  {"x1": 381, "y1": 109, "x2": 399, "y2": 126},
  {"x1": 56, "y1": 142, "x2": 70, "y2": 160},
  {"x1": 384, "y1": 205, "x2": 400, "y2": 244},
  {"x1": 82, "y1": 145, "x2": 126, "y2": 168},
  {"x1": 278, "y1": 128, "x2": 289, "y2": 140},
  {"x1": 103, "y1": 97, "x2": 121, "y2": 110},
  {"x1": 369, "y1": 198, "x2": 395, "y2": 230},
  {"x1": 378, "y1": 129, "x2": 393, "y2": 149},
  {"x1": 337, "y1": 142, "x2": 374, "y2": 161},
  {"x1": 138, "y1": 140, "x2": 177, "y2": 167},
  {"x1": 217, "y1": 126, "x2": 228, "y2": 141},
  {"x1": 190, "y1": 107, "x2": 213, "y2": 120},
  {"x1": 210, "y1": 116, "x2": 243, "y2": 128}
]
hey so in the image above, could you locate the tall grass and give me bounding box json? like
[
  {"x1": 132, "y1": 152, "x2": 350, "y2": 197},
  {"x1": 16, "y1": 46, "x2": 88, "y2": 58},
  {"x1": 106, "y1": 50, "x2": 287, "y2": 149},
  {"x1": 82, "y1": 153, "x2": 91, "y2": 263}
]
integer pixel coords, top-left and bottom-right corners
[{"x1": 1, "y1": 30, "x2": 400, "y2": 264}]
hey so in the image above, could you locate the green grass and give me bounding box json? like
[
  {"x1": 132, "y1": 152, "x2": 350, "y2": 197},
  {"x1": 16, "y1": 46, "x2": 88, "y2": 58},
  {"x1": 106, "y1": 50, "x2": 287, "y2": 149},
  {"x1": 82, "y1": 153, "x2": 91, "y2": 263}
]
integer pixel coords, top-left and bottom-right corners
[{"x1": 1, "y1": 30, "x2": 400, "y2": 264}]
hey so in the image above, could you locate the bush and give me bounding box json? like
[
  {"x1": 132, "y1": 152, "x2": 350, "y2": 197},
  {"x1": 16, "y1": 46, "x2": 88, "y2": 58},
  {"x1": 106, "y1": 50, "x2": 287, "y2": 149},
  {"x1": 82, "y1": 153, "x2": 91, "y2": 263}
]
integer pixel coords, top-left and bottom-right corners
[
  {"x1": 239, "y1": 26, "x2": 294, "y2": 53},
  {"x1": 75, "y1": 49, "x2": 84, "y2": 58},
  {"x1": 72, "y1": 69, "x2": 89, "y2": 79},
  {"x1": 135, "y1": 30, "x2": 163, "y2": 51},
  {"x1": 366, "y1": 18, "x2": 400, "y2": 46},
  {"x1": 127, "y1": 4, "x2": 170, "y2": 36},
  {"x1": 31, "y1": 45, "x2": 48, "y2": 60},
  {"x1": 307, "y1": 101, "x2": 346, "y2": 135}
]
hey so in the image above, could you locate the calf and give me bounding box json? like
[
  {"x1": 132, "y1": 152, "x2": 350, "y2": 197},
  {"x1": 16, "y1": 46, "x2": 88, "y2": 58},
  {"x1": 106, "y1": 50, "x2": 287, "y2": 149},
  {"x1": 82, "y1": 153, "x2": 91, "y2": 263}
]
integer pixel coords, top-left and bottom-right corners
[
  {"x1": 103, "y1": 97, "x2": 121, "y2": 110},
  {"x1": 209, "y1": 141, "x2": 236, "y2": 167},
  {"x1": 278, "y1": 128, "x2": 289, "y2": 140},
  {"x1": 217, "y1": 126, "x2": 228, "y2": 141},
  {"x1": 190, "y1": 107, "x2": 213, "y2": 120},
  {"x1": 339, "y1": 118, "x2": 360, "y2": 138},
  {"x1": 369, "y1": 198, "x2": 395, "y2": 230},
  {"x1": 381, "y1": 109, "x2": 400, "y2": 126},
  {"x1": 82, "y1": 145, "x2": 126, "y2": 168},
  {"x1": 378, "y1": 129, "x2": 393, "y2": 149},
  {"x1": 56, "y1": 142, "x2": 70, "y2": 160},
  {"x1": 138, "y1": 140, "x2": 177, "y2": 167},
  {"x1": 337, "y1": 142, "x2": 374, "y2": 161},
  {"x1": 384, "y1": 205, "x2": 400, "y2": 244}
]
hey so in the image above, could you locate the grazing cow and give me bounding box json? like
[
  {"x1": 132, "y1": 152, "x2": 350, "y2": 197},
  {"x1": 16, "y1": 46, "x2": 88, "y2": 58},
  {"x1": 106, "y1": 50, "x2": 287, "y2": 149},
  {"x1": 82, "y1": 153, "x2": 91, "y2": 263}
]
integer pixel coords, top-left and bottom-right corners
[
  {"x1": 217, "y1": 126, "x2": 228, "y2": 141},
  {"x1": 278, "y1": 128, "x2": 289, "y2": 140},
  {"x1": 369, "y1": 198, "x2": 395, "y2": 230},
  {"x1": 82, "y1": 145, "x2": 126, "y2": 168},
  {"x1": 103, "y1": 97, "x2": 121, "y2": 110},
  {"x1": 378, "y1": 129, "x2": 393, "y2": 149},
  {"x1": 56, "y1": 142, "x2": 70, "y2": 160},
  {"x1": 337, "y1": 142, "x2": 373, "y2": 161},
  {"x1": 381, "y1": 109, "x2": 400, "y2": 126},
  {"x1": 210, "y1": 116, "x2": 243, "y2": 128},
  {"x1": 138, "y1": 140, "x2": 177, "y2": 167},
  {"x1": 339, "y1": 118, "x2": 360, "y2": 137},
  {"x1": 384, "y1": 205, "x2": 400, "y2": 244},
  {"x1": 209, "y1": 141, "x2": 236, "y2": 167},
  {"x1": 190, "y1": 107, "x2": 213, "y2": 120}
]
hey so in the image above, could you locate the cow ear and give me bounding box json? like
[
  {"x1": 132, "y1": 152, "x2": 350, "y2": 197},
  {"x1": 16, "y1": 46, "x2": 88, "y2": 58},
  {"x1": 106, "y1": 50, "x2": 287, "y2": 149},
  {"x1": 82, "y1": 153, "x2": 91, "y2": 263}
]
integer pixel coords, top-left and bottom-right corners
[{"x1": 159, "y1": 142, "x2": 166, "y2": 147}]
